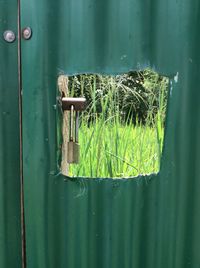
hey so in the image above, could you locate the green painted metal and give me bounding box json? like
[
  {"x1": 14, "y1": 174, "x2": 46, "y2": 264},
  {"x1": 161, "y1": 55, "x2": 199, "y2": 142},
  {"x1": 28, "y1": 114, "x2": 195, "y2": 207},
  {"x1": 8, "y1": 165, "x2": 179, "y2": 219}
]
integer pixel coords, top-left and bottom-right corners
[
  {"x1": 20, "y1": 0, "x2": 200, "y2": 267},
  {"x1": 0, "y1": 1, "x2": 22, "y2": 267}
]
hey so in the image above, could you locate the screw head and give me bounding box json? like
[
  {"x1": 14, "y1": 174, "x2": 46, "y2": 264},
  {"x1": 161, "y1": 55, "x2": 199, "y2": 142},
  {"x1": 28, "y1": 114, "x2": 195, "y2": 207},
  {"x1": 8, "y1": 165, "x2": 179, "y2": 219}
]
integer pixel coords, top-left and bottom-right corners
[
  {"x1": 3, "y1": 30, "x2": 16, "y2": 43},
  {"x1": 22, "y1": 27, "x2": 32, "y2": 40}
]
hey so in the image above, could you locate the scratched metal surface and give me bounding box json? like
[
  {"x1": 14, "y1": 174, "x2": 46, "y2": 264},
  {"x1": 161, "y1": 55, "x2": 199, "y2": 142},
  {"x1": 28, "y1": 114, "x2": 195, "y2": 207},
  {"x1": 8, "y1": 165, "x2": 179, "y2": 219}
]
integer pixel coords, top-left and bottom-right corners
[
  {"x1": 0, "y1": 1, "x2": 22, "y2": 267},
  {"x1": 21, "y1": 0, "x2": 200, "y2": 267}
]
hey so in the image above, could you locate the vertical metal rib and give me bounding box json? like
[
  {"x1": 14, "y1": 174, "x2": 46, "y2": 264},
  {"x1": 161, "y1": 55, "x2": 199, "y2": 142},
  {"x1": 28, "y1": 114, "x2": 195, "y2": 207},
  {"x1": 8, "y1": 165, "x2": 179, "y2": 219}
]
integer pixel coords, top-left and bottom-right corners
[{"x1": 17, "y1": 0, "x2": 26, "y2": 267}]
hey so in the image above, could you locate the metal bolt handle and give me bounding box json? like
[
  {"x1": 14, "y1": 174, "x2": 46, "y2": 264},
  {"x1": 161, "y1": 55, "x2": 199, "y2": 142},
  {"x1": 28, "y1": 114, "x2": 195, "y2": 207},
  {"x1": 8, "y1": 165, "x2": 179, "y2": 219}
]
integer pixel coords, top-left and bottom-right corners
[{"x1": 70, "y1": 105, "x2": 74, "y2": 141}]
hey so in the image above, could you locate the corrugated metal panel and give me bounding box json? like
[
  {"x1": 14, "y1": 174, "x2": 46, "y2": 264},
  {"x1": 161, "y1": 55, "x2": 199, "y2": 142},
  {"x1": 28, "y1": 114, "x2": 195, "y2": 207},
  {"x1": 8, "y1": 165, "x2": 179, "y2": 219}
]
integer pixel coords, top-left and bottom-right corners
[
  {"x1": 21, "y1": 0, "x2": 200, "y2": 267},
  {"x1": 21, "y1": 0, "x2": 185, "y2": 76},
  {"x1": 0, "y1": 1, "x2": 22, "y2": 267}
]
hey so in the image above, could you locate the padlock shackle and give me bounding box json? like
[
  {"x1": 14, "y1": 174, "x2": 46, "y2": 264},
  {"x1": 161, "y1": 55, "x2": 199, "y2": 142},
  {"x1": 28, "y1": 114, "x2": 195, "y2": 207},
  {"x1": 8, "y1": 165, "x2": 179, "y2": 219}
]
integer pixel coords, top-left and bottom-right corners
[{"x1": 75, "y1": 111, "x2": 79, "y2": 143}]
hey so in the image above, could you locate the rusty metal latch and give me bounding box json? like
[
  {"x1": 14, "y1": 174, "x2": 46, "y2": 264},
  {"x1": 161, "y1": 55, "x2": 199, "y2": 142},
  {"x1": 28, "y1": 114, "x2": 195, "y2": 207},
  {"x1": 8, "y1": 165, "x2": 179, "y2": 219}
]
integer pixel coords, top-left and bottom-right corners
[
  {"x1": 62, "y1": 97, "x2": 86, "y2": 111},
  {"x1": 61, "y1": 97, "x2": 86, "y2": 164}
]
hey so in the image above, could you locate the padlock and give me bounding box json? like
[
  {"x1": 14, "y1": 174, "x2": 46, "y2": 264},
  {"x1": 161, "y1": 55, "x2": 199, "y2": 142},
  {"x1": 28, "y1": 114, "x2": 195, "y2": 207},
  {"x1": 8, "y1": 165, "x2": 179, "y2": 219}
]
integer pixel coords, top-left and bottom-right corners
[
  {"x1": 62, "y1": 97, "x2": 86, "y2": 164},
  {"x1": 67, "y1": 105, "x2": 80, "y2": 164}
]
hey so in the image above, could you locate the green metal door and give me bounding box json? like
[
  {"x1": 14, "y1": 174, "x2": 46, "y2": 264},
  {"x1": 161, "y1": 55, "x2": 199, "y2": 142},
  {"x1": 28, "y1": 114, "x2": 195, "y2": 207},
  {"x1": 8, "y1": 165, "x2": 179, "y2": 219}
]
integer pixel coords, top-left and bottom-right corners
[
  {"x1": 0, "y1": 1, "x2": 22, "y2": 267},
  {"x1": 1, "y1": 0, "x2": 200, "y2": 267},
  {"x1": 21, "y1": 1, "x2": 200, "y2": 267}
]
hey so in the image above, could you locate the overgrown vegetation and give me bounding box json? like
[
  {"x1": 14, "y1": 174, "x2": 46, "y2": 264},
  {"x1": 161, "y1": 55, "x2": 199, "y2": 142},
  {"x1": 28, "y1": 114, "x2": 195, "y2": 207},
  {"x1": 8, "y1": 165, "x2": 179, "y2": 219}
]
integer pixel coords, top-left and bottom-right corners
[{"x1": 67, "y1": 69, "x2": 169, "y2": 178}]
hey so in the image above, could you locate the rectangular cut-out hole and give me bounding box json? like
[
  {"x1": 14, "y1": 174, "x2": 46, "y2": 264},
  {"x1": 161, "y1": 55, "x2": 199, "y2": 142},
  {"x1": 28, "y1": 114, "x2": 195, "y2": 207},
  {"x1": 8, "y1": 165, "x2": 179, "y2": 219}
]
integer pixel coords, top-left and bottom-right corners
[{"x1": 58, "y1": 70, "x2": 169, "y2": 178}]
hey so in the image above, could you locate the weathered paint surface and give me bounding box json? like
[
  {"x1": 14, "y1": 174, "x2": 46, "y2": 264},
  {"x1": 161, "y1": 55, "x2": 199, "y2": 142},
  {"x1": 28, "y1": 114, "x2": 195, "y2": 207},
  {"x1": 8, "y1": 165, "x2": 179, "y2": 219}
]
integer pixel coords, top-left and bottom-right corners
[
  {"x1": 0, "y1": 1, "x2": 22, "y2": 267},
  {"x1": 1, "y1": 0, "x2": 200, "y2": 267}
]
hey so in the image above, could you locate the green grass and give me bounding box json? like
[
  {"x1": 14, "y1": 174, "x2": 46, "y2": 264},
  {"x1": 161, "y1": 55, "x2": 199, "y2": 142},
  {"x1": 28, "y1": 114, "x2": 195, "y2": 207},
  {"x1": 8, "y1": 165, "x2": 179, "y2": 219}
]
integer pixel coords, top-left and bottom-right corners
[
  {"x1": 69, "y1": 119, "x2": 163, "y2": 178},
  {"x1": 67, "y1": 69, "x2": 168, "y2": 178}
]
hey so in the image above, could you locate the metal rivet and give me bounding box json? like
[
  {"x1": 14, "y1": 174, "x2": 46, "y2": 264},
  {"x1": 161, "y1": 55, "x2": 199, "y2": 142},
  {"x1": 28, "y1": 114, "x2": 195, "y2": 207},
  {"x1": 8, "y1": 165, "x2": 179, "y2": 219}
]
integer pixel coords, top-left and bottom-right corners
[
  {"x1": 22, "y1": 27, "x2": 32, "y2": 40},
  {"x1": 3, "y1": 30, "x2": 16, "y2": 43}
]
